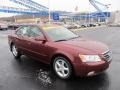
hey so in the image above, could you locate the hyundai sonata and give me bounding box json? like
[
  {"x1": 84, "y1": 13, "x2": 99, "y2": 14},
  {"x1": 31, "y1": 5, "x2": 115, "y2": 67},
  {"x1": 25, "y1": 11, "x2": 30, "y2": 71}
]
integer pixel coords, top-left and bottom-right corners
[{"x1": 8, "y1": 24, "x2": 112, "y2": 79}]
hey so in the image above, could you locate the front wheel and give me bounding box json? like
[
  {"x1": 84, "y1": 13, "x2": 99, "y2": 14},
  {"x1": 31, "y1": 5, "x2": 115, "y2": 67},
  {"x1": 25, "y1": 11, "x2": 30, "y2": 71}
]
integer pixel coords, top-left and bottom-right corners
[
  {"x1": 53, "y1": 56, "x2": 72, "y2": 79},
  {"x1": 11, "y1": 44, "x2": 21, "y2": 59}
]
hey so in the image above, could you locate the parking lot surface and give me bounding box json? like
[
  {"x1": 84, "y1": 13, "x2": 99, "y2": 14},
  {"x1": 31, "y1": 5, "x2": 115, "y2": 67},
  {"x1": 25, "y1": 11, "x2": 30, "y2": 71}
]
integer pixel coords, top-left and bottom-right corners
[{"x1": 0, "y1": 27, "x2": 120, "y2": 90}]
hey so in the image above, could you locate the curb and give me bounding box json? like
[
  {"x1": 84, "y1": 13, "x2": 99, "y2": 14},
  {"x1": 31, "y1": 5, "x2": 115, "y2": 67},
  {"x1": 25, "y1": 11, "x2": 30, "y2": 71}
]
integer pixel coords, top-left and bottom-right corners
[{"x1": 71, "y1": 26, "x2": 106, "y2": 32}]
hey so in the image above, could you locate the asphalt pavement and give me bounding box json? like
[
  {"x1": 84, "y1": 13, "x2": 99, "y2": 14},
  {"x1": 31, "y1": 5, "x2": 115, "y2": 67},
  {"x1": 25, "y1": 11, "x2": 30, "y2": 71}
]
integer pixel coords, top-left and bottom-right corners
[{"x1": 0, "y1": 27, "x2": 120, "y2": 90}]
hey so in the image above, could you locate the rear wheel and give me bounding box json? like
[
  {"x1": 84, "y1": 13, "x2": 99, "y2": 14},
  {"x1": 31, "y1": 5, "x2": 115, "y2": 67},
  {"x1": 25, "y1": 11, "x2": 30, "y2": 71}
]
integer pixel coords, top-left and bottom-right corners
[
  {"x1": 11, "y1": 44, "x2": 21, "y2": 59},
  {"x1": 53, "y1": 56, "x2": 72, "y2": 79}
]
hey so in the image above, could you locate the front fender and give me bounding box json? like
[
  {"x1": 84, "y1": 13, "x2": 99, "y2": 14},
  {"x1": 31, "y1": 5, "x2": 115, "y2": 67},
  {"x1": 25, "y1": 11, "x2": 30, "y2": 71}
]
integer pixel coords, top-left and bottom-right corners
[{"x1": 50, "y1": 50, "x2": 76, "y2": 63}]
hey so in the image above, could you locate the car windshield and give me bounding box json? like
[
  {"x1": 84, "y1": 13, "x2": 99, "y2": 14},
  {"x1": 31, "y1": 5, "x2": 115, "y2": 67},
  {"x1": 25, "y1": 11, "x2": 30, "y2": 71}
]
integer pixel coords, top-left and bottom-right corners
[{"x1": 43, "y1": 26, "x2": 79, "y2": 41}]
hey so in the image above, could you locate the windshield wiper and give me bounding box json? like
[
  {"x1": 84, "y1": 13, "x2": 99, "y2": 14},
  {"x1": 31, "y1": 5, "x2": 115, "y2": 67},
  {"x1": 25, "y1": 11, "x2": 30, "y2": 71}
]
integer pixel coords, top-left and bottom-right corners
[{"x1": 55, "y1": 39, "x2": 67, "y2": 42}]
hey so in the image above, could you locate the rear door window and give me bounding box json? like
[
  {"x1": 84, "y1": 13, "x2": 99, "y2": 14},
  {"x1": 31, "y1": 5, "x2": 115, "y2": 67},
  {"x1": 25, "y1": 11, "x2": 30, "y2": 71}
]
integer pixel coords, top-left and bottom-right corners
[{"x1": 16, "y1": 26, "x2": 30, "y2": 37}]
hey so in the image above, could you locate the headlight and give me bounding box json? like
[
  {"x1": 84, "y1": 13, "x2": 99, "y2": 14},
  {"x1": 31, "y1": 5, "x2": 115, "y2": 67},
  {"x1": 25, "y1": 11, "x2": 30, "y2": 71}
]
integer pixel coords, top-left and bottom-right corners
[{"x1": 79, "y1": 54, "x2": 101, "y2": 62}]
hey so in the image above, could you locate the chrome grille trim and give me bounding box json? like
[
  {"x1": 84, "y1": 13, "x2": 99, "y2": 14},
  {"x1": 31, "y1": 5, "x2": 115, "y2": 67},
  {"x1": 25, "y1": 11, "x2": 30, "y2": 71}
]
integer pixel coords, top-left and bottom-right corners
[{"x1": 102, "y1": 50, "x2": 112, "y2": 61}]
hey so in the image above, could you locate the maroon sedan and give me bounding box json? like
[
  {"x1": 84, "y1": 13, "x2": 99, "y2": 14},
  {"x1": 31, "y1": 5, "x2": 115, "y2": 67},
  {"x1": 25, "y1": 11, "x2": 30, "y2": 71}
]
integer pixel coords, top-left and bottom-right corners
[{"x1": 8, "y1": 24, "x2": 112, "y2": 79}]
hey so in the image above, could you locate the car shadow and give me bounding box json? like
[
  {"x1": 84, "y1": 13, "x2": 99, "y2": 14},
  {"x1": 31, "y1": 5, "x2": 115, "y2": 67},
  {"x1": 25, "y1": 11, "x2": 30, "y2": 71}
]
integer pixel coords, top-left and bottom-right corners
[{"x1": 11, "y1": 55, "x2": 110, "y2": 90}]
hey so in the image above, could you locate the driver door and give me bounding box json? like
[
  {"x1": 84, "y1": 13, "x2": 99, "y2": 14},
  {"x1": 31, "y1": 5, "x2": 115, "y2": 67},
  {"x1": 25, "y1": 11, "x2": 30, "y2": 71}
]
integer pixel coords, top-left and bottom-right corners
[{"x1": 27, "y1": 26, "x2": 48, "y2": 62}]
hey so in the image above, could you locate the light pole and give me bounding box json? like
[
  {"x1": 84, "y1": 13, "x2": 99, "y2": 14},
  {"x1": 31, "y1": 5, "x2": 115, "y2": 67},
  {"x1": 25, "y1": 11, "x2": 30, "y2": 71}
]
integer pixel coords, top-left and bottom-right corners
[
  {"x1": 14, "y1": 15, "x2": 16, "y2": 23},
  {"x1": 48, "y1": 0, "x2": 51, "y2": 24},
  {"x1": 89, "y1": 2, "x2": 91, "y2": 25},
  {"x1": 105, "y1": 4, "x2": 111, "y2": 24}
]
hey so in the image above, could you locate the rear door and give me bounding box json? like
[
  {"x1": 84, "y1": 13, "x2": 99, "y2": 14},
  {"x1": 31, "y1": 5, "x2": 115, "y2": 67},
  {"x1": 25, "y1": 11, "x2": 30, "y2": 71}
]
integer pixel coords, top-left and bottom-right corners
[{"x1": 15, "y1": 26, "x2": 32, "y2": 55}]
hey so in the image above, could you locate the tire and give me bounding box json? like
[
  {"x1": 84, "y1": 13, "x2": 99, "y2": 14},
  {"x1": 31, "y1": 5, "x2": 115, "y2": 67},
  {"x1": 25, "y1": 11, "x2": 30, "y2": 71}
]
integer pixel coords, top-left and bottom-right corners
[
  {"x1": 11, "y1": 44, "x2": 21, "y2": 59},
  {"x1": 53, "y1": 56, "x2": 72, "y2": 79}
]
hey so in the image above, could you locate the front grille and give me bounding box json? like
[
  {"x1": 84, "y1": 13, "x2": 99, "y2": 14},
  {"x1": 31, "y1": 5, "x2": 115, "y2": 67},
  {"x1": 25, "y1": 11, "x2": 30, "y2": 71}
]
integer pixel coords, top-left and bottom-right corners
[{"x1": 102, "y1": 50, "x2": 112, "y2": 61}]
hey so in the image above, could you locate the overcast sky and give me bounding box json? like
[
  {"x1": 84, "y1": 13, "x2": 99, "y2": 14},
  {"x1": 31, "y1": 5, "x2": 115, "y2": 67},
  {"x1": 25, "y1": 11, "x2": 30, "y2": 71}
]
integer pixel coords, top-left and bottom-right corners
[{"x1": 0, "y1": 0, "x2": 120, "y2": 17}]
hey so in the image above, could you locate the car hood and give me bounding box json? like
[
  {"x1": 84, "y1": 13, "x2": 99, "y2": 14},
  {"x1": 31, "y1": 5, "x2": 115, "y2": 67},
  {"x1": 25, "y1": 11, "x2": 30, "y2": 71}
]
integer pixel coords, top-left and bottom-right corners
[{"x1": 59, "y1": 38, "x2": 108, "y2": 54}]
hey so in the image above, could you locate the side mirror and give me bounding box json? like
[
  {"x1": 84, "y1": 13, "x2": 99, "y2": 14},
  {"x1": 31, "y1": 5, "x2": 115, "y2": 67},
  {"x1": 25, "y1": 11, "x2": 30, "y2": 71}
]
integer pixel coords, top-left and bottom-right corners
[{"x1": 34, "y1": 36, "x2": 46, "y2": 42}]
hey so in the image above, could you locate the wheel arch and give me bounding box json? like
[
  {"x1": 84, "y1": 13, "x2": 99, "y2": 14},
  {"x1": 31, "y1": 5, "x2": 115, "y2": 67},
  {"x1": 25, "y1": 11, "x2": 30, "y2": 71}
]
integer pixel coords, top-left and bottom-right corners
[{"x1": 50, "y1": 53, "x2": 75, "y2": 74}]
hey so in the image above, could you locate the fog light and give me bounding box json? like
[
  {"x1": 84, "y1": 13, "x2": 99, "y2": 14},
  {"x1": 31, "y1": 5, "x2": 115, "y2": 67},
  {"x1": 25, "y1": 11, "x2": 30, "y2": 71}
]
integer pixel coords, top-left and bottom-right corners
[{"x1": 87, "y1": 71, "x2": 95, "y2": 76}]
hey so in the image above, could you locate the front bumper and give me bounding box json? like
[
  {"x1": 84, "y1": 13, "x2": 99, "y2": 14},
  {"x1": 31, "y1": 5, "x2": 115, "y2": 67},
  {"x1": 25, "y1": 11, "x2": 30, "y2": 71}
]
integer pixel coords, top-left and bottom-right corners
[{"x1": 73, "y1": 60, "x2": 111, "y2": 77}]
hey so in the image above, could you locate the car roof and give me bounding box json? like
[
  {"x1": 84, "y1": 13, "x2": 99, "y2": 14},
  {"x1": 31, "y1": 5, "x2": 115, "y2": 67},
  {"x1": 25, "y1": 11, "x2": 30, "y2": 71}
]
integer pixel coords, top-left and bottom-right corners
[
  {"x1": 20, "y1": 23, "x2": 60, "y2": 27},
  {"x1": 20, "y1": 23, "x2": 62, "y2": 30}
]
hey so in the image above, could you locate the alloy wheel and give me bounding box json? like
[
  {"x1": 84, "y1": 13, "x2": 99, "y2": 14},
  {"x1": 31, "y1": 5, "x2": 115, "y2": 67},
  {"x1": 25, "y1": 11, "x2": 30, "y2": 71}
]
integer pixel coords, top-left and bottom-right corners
[{"x1": 54, "y1": 57, "x2": 71, "y2": 79}]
